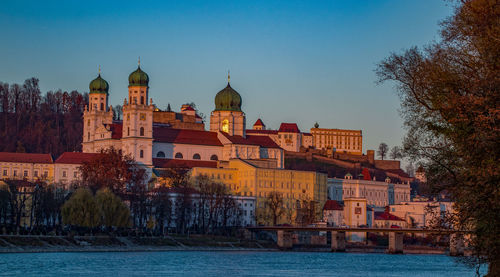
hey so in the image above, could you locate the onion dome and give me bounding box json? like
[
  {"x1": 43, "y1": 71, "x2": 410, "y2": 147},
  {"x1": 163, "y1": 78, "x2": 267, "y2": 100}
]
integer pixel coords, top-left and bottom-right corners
[
  {"x1": 89, "y1": 73, "x2": 109, "y2": 94},
  {"x1": 128, "y1": 66, "x2": 149, "y2": 87}
]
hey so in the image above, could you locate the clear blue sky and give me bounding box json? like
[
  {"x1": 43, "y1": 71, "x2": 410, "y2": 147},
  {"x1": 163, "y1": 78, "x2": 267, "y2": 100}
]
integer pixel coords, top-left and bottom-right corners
[{"x1": 0, "y1": 0, "x2": 454, "y2": 155}]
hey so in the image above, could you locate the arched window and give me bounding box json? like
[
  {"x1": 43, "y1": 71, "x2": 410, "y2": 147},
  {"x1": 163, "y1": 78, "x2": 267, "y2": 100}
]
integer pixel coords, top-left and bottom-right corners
[
  {"x1": 210, "y1": 154, "x2": 218, "y2": 161},
  {"x1": 140, "y1": 127, "x2": 144, "y2": 136},
  {"x1": 140, "y1": 150, "x2": 144, "y2": 158},
  {"x1": 100, "y1": 103, "x2": 104, "y2": 111},
  {"x1": 127, "y1": 127, "x2": 130, "y2": 136},
  {"x1": 175, "y1": 152, "x2": 183, "y2": 159},
  {"x1": 193, "y1": 153, "x2": 201, "y2": 160},
  {"x1": 140, "y1": 96, "x2": 144, "y2": 105},
  {"x1": 157, "y1": 151, "x2": 165, "y2": 158},
  {"x1": 87, "y1": 132, "x2": 90, "y2": 141}
]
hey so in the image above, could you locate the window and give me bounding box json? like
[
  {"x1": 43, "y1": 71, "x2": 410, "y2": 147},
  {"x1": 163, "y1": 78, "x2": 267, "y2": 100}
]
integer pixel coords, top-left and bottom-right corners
[
  {"x1": 222, "y1": 119, "x2": 229, "y2": 133},
  {"x1": 157, "y1": 151, "x2": 165, "y2": 158},
  {"x1": 192, "y1": 153, "x2": 201, "y2": 160},
  {"x1": 88, "y1": 132, "x2": 90, "y2": 141},
  {"x1": 62, "y1": 171, "x2": 67, "y2": 178},
  {"x1": 73, "y1": 171, "x2": 78, "y2": 178},
  {"x1": 140, "y1": 150, "x2": 144, "y2": 158},
  {"x1": 24, "y1": 170, "x2": 28, "y2": 177},
  {"x1": 34, "y1": 171, "x2": 38, "y2": 177},
  {"x1": 13, "y1": 170, "x2": 17, "y2": 177},
  {"x1": 175, "y1": 152, "x2": 183, "y2": 159},
  {"x1": 127, "y1": 127, "x2": 130, "y2": 136},
  {"x1": 3, "y1": 170, "x2": 7, "y2": 176},
  {"x1": 43, "y1": 171, "x2": 48, "y2": 177},
  {"x1": 140, "y1": 96, "x2": 144, "y2": 105},
  {"x1": 100, "y1": 103, "x2": 104, "y2": 111},
  {"x1": 140, "y1": 127, "x2": 144, "y2": 136},
  {"x1": 87, "y1": 119, "x2": 90, "y2": 126},
  {"x1": 210, "y1": 155, "x2": 218, "y2": 161}
]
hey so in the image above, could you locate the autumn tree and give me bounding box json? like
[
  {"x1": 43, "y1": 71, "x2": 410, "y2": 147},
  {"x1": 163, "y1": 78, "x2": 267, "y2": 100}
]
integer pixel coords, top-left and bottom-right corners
[
  {"x1": 376, "y1": 0, "x2": 499, "y2": 274},
  {"x1": 377, "y1": 142, "x2": 388, "y2": 160},
  {"x1": 159, "y1": 167, "x2": 193, "y2": 234},
  {"x1": 78, "y1": 147, "x2": 147, "y2": 195},
  {"x1": 266, "y1": 191, "x2": 285, "y2": 226}
]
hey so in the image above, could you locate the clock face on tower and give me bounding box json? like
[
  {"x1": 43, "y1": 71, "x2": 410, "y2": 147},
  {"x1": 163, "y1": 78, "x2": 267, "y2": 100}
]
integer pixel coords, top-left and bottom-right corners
[{"x1": 222, "y1": 119, "x2": 229, "y2": 133}]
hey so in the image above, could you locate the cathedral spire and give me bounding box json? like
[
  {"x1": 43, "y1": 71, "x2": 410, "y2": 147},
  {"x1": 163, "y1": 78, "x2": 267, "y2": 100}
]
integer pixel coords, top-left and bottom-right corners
[
  {"x1": 138, "y1": 56, "x2": 141, "y2": 67},
  {"x1": 98, "y1": 65, "x2": 101, "y2": 76},
  {"x1": 228, "y1": 70, "x2": 230, "y2": 84}
]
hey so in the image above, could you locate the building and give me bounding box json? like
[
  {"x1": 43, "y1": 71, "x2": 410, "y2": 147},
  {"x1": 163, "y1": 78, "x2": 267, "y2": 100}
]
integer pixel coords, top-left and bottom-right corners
[
  {"x1": 322, "y1": 200, "x2": 344, "y2": 226},
  {"x1": 82, "y1": 67, "x2": 284, "y2": 170},
  {"x1": 246, "y1": 120, "x2": 313, "y2": 152},
  {"x1": 0, "y1": 153, "x2": 54, "y2": 183},
  {"x1": 389, "y1": 200, "x2": 454, "y2": 228},
  {"x1": 310, "y1": 126, "x2": 362, "y2": 155},
  {"x1": 373, "y1": 209, "x2": 407, "y2": 228},
  {"x1": 190, "y1": 159, "x2": 328, "y2": 225},
  {"x1": 328, "y1": 174, "x2": 411, "y2": 208}
]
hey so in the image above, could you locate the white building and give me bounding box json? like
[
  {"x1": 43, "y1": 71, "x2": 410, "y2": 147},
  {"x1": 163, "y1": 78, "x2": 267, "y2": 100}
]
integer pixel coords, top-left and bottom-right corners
[{"x1": 328, "y1": 174, "x2": 411, "y2": 208}]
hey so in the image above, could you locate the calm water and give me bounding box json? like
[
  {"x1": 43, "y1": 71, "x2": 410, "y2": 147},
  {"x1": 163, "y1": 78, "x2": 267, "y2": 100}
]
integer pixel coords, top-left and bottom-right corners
[{"x1": 0, "y1": 251, "x2": 481, "y2": 276}]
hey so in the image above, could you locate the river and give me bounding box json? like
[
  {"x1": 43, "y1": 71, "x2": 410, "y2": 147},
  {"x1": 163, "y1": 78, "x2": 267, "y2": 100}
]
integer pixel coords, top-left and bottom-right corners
[{"x1": 0, "y1": 251, "x2": 483, "y2": 276}]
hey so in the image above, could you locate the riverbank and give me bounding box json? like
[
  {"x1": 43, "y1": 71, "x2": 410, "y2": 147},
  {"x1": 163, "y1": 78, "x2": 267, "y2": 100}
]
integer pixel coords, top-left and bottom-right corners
[
  {"x1": 0, "y1": 235, "x2": 450, "y2": 255},
  {"x1": 0, "y1": 235, "x2": 277, "y2": 253}
]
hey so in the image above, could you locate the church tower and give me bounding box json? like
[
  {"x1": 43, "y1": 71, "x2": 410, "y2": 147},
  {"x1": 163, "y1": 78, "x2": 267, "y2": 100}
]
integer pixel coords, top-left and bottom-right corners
[
  {"x1": 82, "y1": 68, "x2": 113, "y2": 152},
  {"x1": 210, "y1": 73, "x2": 246, "y2": 137},
  {"x1": 121, "y1": 61, "x2": 154, "y2": 166}
]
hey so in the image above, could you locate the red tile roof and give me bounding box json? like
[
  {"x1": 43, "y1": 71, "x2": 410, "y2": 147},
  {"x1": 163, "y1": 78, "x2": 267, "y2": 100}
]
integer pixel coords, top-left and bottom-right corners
[
  {"x1": 323, "y1": 200, "x2": 343, "y2": 211},
  {"x1": 153, "y1": 158, "x2": 217, "y2": 169},
  {"x1": 181, "y1": 105, "x2": 195, "y2": 111},
  {"x1": 253, "y1": 118, "x2": 265, "y2": 127},
  {"x1": 0, "y1": 152, "x2": 53, "y2": 163},
  {"x1": 278, "y1": 123, "x2": 300, "y2": 133},
  {"x1": 303, "y1": 132, "x2": 312, "y2": 136},
  {"x1": 220, "y1": 132, "x2": 281, "y2": 148},
  {"x1": 153, "y1": 127, "x2": 223, "y2": 146},
  {"x1": 385, "y1": 169, "x2": 410, "y2": 178},
  {"x1": 246, "y1": 129, "x2": 278, "y2": 135},
  {"x1": 374, "y1": 211, "x2": 405, "y2": 221},
  {"x1": 55, "y1": 152, "x2": 101, "y2": 164},
  {"x1": 107, "y1": 123, "x2": 122, "y2": 139}
]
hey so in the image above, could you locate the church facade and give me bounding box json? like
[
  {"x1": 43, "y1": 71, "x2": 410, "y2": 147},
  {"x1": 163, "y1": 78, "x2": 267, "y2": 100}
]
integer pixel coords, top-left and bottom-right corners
[{"x1": 82, "y1": 65, "x2": 284, "y2": 170}]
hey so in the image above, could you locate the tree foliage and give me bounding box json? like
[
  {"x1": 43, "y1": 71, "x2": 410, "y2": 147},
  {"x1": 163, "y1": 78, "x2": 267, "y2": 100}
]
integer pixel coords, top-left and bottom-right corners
[
  {"x1": 0, "y1": 78, "x2": 87, "y2": 156},
  {"x1": 376, "y1": 0, "x2": 499, "y2": 274},
  {"x1": 377, "y1": 143, "x2": 388, "y2": 160},
  {"x1": 61, "y1": 188, "x2": 100, "y2": 228},
  {"x1": 95, "y1": 188, "x2": 131, "y2": 228}
]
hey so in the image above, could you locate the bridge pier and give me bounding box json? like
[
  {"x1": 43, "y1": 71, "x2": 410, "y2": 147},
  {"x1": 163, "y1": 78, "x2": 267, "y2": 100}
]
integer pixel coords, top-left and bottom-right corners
[
  {"x1": 449, "y1": 233, "x2": 465, "y2": 256},
  {"x1": 388, "y1": 232, "x2": 404, "y2": 254},
  {"x1": 277, "y1": 230, "x2": 293, "y2": 249},
  {"x1": 330, "y1": 231, "x2": 346, "y2": 252}
]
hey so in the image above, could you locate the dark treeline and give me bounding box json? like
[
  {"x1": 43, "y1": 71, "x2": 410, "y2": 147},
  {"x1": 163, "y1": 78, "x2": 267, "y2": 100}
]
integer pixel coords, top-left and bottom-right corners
[{"x1": 0, "y1": 78, "x2": 88, "y2": 156}]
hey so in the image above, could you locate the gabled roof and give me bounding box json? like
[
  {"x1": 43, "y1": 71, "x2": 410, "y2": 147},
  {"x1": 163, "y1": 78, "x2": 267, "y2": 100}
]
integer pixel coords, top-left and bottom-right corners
[
  {"x1": 246, "y1": 129, "x2": 278, "y2": 135},
  {"x1": 0, "y1": 152, "x2": 53, "y2": 164},
  {"x1": 55, "y1": 152, "x2": 100, "y2": 164},
  {"x1": 220, "y1": 132, "x2": 281, "y2": 149},
  {"x1": 374, "y1": 211, "x2": 405, "y2": 221},
  {"x1": 153, "y1": 127, "x2": 223, "y2": 146},
  {"x1": 153, "y1": 158, "x2": 217, "y2": 169},
  {"x1": 253, "y1": 118, "x2": 265, "y2": 127},
  {"x1": 278, "y1": 123, "x2": 300, "y2": 133},
  {"x1": 323, "y1": 200, "x2": 343, "y2": 211}
]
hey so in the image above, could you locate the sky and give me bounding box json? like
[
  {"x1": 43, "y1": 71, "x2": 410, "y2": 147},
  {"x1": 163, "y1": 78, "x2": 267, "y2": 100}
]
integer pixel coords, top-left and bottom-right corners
[{"x1": 0, "y1": 0, "x2": 455, "y2": 157}]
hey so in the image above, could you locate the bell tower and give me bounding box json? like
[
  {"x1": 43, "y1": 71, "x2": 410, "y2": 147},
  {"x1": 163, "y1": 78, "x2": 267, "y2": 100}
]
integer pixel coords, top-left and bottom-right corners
[
  {"x1": 82, "y1": 67, "x2": 113, "y2": 152},
  {"x1": 121, "y1": 60, "x2": 154, "y2": 166},
  {"x1": 210, "y1": 73, "x2": 246, "y2": 137}
]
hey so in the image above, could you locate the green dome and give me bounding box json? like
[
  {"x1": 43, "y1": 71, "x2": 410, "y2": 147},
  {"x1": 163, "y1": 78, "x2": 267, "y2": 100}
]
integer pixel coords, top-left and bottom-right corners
[
  {"x1": 89, "y1": 74, "x2": 109, "y2": 94},
  {"x1": 128, "y1": 66, "x2": 149, "y2": 87},
  {"x1": 215, "y1": 83, "x2": 242, "y2": 112}
]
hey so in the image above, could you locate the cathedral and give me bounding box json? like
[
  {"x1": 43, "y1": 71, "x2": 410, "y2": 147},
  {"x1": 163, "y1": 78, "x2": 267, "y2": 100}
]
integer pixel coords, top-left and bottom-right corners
[{"x1": 82, "y1": 63, "x2": 284, "y2": 171}]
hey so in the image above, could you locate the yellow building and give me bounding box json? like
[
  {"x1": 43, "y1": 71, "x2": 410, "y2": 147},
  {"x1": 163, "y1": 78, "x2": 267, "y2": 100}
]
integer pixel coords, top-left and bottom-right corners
[
  {"x1": 191, "y1": 159, "x2": 328, "y2": 225},
  {"x1": 0, "y1": 153, "x2": 54, "y2": 183},
  {"x1": 310, "y1": 127, "x2": 362, "y2": 155}
]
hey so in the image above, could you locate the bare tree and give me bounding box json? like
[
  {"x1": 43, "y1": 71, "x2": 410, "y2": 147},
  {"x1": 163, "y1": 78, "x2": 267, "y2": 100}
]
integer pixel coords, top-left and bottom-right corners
[
  {"x1": 389, "y1": 146, "x2": 403, "y2": 160},
  {"x1": 377, "y1": 142, "x2": 388, "y2": 160},
  {"x1": 266, "y1": 191, "x2": 284, "y2": 226}
]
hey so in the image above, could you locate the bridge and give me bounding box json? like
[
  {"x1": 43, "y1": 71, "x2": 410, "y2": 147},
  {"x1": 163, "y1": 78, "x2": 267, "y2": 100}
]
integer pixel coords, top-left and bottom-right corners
[{"x1": 247, "y1": 226, "x2": 468, "y2": 255}]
